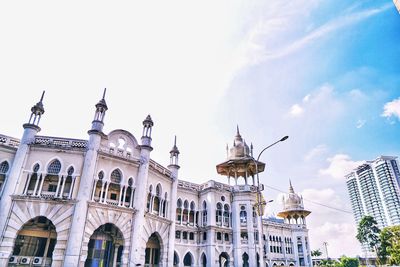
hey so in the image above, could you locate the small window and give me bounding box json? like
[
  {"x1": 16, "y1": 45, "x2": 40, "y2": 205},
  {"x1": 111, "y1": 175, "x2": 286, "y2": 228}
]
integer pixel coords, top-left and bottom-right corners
[
  {"x1": 175, "y1": 231, "x2": 181, "y2": 239},
  {"x1": 189, "y1": 232, "x2": 194, "y2": 240},
  {"x1": 221, "y1": 195, "x2": 225, "y2": 201},
  {"x1": 110, "y1": 193, "x2": 117, "y2": 200},
  {"x1": 217, "y1": 232, "x2": 222, "y2": 240},
  {"x1": 183, "y1": 232, "x2": 187, "y2": 240},
  {"x1": 203, "y1": 232, "x2": 207, "y2": 241},
  {"x1": 33, "y1": 163, "x2": 40, "y2": 173},
  {"x1": 98, "y1": 171, "x2": 104, "y2": 180},
  {"x1": 67, "y1": 166, "x2": 74, "y2": 176},
  {"x1": 224, "y1": 233, "x2": 229, "y2": 241},
  {"x1": 48, "y1": 184, "x2": 57, "y2": 192}
]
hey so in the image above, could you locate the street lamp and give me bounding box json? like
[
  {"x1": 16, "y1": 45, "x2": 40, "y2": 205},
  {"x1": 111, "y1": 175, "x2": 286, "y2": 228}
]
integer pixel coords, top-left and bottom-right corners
[{"x1": 253, "y1": 135, "x2": 288, "y2": 260}]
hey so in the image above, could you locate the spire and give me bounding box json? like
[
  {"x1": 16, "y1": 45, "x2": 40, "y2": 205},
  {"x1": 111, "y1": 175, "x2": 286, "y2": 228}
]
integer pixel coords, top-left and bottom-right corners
[
  {"x1": 289, "y1": 179, "x2": 294, "y2": 194},
  {"x1": 141, "y1": 114, "x2": 154, "y2": 148},
  {"x1": 169, "y1": 135, "x2": 180, "y2": 167},
  {"x1": 236, "y1": 124, "x2": 241, "y2": 137},
  {"x1": 26, "y1": 90, "x2": 46, "y2": 128},
  {"x1": 95, "y1": 88, "x2": 108, "y2": 110}
]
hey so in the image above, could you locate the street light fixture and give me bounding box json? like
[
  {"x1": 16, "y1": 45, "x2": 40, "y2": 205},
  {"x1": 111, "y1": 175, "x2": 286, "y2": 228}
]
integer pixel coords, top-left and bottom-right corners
[{"x1": 252, "y1": 135, "x2": 288, "y2": 260}]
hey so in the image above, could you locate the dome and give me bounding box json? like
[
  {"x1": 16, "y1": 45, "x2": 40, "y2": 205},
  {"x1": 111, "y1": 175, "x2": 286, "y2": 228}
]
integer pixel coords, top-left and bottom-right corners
[
  {"x1": 228, "y1": 126, "x2": 250, "y2": 159},
  {"x1": 283, "y1": 181, "x2": 304, "y2": 210}
]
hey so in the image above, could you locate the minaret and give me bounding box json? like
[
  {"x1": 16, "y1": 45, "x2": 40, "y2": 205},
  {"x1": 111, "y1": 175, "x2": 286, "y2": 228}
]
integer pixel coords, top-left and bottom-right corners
[
  {"x1": 167, "y1": 136, "x2": 180, "y2": 266},
  {"x1": 277, "y1": 181, "x2": 312, "y2": 267},
  {"x1": 130, "y1": 114, "x2": 154, "y2": 266},
  {"x1": 216, "y1": 127, "x2": 266, "y2": 267},
  {"x1": 0, "y1": 92, "x2": 45, "y2": 242},
  {"x1": 64, "y1": 89, "x2": 108, "y2": 266}
]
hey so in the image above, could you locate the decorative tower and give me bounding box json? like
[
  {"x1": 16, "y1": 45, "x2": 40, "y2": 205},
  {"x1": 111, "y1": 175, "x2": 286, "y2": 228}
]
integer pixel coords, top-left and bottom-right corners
[
  {"x1": 277, "y1": 181, "x2": 312, "y2": 267},
  {"x1": 167, "y1": 136, "x2": 180, "y2": 266},
  {"x1": 130, "y1": 114, "x2": 154, "y2": 266},
  {"x1": 64, "y1": 89, "x2": 108, "y2": 266},
  {"x1": 216, "y1": 127, "x2": 266, "y2": 267},
  {"x1": 0, "y1": 92, "x2": 45, "y2": 245}
]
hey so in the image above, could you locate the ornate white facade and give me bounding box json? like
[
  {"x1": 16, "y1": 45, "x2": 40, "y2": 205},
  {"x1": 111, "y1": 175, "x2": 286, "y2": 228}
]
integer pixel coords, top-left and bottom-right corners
[{"x1": 0, "y1": 91, "x2": 312, "y2": 267}]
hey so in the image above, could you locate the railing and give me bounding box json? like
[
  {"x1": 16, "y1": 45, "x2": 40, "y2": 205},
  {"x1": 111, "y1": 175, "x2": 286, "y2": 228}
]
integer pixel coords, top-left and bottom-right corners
[
  {"x1": 149, "y1": 159, "x2": 171, "y2": 176},
  {"x1": 34, "y1": 136, "x2": 87, "y2": 149},
  {"x1": 0, "y1": 134, "x2": 20, "y2": 148}
]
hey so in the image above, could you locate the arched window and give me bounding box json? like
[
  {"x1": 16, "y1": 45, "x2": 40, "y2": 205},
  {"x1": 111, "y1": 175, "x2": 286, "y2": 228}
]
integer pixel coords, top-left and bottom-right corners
[
  {"x1": 33, "y1": 163, "x2": 40, "y2": 173},
  {"x1": 216, "y1": 203, "x2": 223, "y2": 225},
  {"x1": 223, "y1": 204, "x2": 230, "y2": 227},
  {"x1": 189, "y1": 201, "x2": 195, "y2": 225},
  {"x1": 0, "y1": 161, "x2": 9, "y2": 174},
  {"x1": 240, "y1": 206, "x2": 247, "y2": 224},
  {"x1": 242, "y1": 253, "x2": 249, "y2": 267},
  {"x1": 153, "y1": 184, "x2": 162, "y2": 214},
  {"x1": 0, "y1": 161, "x2": 10, "y2": 194},
  {"x1": 202, "y1": 201, "x2": 207, "y2": 226},
  {"x1": 47, "y1": 160, "x2": 61, "y2": 174},
  {"x1": 110, "y1": 169, "x2": 122, "y2": 183},
  {"x1": 67, "y1": 166, "x2": 74, "y2": 176},
  {"x1": 98, "y1": 171, "x2": 104, "y2": 180},
  {"x1": 183, "y1": 252, "x2": 193, "y2": 267},
  {"x1": 183, "y1": 200, "x2": 189, "y2": 223},
  {"x1": 176, "y1": 199, "x2": 182, "y2": 223},
  {"x1": 147, "y1": 185, "x2": 153, "y2": 212},
  {"x1": 174, "y1": 251, "x2": 179, "y2": 267}
]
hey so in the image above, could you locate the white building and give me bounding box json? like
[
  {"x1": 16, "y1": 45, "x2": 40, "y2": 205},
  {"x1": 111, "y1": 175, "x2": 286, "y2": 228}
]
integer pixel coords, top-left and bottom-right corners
[
  {"x1": 0, "y1": 91, "x2": 312, "y2": 267},
  {"x1": 346, "y1": 156, "x2": 400, "y2": 253}
]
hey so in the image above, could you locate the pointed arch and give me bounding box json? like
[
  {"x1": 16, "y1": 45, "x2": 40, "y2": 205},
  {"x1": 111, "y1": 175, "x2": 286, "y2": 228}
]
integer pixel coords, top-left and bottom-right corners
[
  {"x1": 47, "y1": 159, "x2": 61, "y2": 174},
  {"x1": 183, "y1": 251, "x2": 194, "y2": 267}
]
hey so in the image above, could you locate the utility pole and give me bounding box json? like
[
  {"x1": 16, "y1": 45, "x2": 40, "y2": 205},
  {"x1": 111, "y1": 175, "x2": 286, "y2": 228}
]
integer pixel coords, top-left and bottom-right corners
[{"x1": 323, "y1": 242, "x2": 329, "y2": 259}]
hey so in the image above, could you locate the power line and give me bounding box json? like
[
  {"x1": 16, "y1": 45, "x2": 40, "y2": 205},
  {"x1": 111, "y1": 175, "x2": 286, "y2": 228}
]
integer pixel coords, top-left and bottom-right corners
[{"x1": 263, "y1": 184, "x2": 353, "y2": 214}]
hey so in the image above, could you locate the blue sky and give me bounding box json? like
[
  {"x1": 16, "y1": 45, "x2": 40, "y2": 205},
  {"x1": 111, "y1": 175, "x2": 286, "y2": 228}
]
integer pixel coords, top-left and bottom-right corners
[{"x1": 0, "y1": 0, "x2": 399, "y2": 258}]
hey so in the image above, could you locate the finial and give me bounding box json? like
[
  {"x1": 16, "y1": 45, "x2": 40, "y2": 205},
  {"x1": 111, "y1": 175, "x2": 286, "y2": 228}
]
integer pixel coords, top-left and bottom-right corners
[
  {"x1": 40, "y1": 90, "x2": 45, "y2": 102},
  {"x1": 174, "y1": 135, "x2": 177, "y2": 147},
  {"x1": 250, "y1": 142, "x2": 253, "y2": 156},
  {"x1": 236, "y1": 124, "x2": 240, "y2": 136},
  {"x1": 289, "y1": 179, "x2": 294, "y2": 193},
  {"x1": 102, "y1": 88, "x2": 106, "y2": 99}
]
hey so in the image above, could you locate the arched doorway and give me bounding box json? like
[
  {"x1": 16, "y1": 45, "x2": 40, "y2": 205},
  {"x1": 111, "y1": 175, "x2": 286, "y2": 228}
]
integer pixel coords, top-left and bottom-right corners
[
  {"x1": 85, "y1": 223, "x2": 124, "y2": 267},
  {"x1": 219, "y1": 252, "x2": 229, "y2": 267},
  {"x1": 183, "y1": 252, "x2": 193, "y2": 267},
  {"x1": 145, "y1": 233, "x2": 161, "y2": 267},
  {"x1": 201, "y1": 253, "x2": 207, "y2": 267},
  {"x1": 11, "y1": 216, "x2": 57, "y2": 266},
  {"x1": 242, "y1": 253, "x2": 249, "y2": 267}
]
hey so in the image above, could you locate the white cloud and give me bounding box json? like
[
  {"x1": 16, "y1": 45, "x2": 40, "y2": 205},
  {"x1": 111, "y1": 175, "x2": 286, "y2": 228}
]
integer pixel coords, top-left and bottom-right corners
[
  {"x1": 382, "y1": 97, "x2": 400, "y2": 120},
  {"x1": 304, "y1": 144, "x2": 328, "y2": 161},
  {"x1": 260, "y1": 3, "x2": 392, "y2": 60},
  {"x1": 356, "y1": 119, "x2": 366, "y2": 129},
  {"x1": 319, "y1": 154, "x2": 364, "y2": 180},
  {"x1": 289, "y1": 104, "x2": 304, "y2": 117}
]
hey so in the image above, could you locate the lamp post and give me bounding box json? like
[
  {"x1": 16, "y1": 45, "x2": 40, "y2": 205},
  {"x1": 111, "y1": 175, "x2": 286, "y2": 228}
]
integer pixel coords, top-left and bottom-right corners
[{"x1": 253, "y1": 135, "x2": 289, "y2": 261}]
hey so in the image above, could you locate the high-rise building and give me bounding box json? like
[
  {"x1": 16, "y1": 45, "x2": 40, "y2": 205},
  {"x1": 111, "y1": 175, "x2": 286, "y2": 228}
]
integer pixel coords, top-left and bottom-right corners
[
  {"x1": 346, "y1": 156, "x2": 400, "y2": 251},
  {"x1": 0, "y1": 91, "x2": 312, "y2": 267}
]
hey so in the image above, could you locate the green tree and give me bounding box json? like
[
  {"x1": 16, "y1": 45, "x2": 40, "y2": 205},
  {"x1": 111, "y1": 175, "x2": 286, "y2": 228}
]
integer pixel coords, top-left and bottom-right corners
[
  {"x1": 356, "y1": 215, "x2": 380, "y2": 252},
  {"x1": 379, "y1": 225, "x2": 400, "y2": 265},
  {"x1": 311, "y1": 249, "x2": 322, "y2": 257},
  {"x1": 339, "y1": 256, "x2": 359, "y2": 267}
]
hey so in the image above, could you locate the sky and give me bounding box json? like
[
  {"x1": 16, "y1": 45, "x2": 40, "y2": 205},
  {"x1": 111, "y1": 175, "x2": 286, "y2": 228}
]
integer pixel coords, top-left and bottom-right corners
[{"x1": 1, "y1": 0, "x2": 400, "y2": 258}]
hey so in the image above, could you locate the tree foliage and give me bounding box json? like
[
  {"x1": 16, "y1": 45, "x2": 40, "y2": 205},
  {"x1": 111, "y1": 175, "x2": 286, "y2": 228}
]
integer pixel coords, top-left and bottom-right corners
[
  {"x1": 311, "y1": 249, "x2": 322, "y2": 257},
  {"x1": 379, "y1": 225, "x2": 400, "y2": 265},
  {"x1": 319, "y1": 257, "x2": 359, "y2": 267},
  {"x1": 356, "y1": 215, "x2": 380, "y2": 251}
]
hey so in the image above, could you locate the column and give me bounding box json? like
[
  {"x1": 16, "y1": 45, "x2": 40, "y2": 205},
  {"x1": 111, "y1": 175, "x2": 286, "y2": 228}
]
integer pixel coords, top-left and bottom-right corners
[
  {"x1": 23, "y1": 173, "x2": 32, "y2": 195},
  {"x1": 55, "y1": 175, "x2": 62, "y2": 198},
  {"x1": 246, "y1": 202, "x2": 256, "y2": 267},
  {"x1": 103, "y1": 182, "x2": 110, "y2": 204},
  {"x1": 69, "y1": 176, "x2": 76, "y2": 199},
  {"x1": 91, "y1": 179, "x2": 97, "y2": 201},
  {"x1": 32, "y1": 174, "x2": 41, "y2": 196},
  {"x1": 37, "y1": 173, "x2": 46, "y2": 196},
  {"x1": 99, "y1": 181, "x2": 105, "y2": 202},
  {"x1": 122, "y1": 186, "x2": 127, "y2": 207},
  {"x1": 118, "y1": 186, "x2": 123, "y2": 206},
  {"x1": 113, "y1": 245, "x2": 120, "y2": 267},
  {"x1": 59, "y1": 175, "x2": 66, "y2": 198}
]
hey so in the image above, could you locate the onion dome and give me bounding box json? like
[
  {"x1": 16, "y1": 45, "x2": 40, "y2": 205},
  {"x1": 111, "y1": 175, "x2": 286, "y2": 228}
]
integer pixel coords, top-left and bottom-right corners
[{"x1": 228, "y1": 126, "x2": 250, "y2": 159}]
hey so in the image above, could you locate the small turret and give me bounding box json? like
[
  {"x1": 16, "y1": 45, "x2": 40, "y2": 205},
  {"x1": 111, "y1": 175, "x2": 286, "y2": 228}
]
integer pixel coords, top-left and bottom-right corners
[
  {"x1": 141, "y1": 114, "x2": 153, "y2": 148},
  {"x1": 24, "y1": 91, "x2": 45, "y2": 130},
  {"x1": 169, "y1": 136, "x2": 180, "y2": 168},
  {"x1": 90, "y1": 89, "x2": 108, "y2": 133}
]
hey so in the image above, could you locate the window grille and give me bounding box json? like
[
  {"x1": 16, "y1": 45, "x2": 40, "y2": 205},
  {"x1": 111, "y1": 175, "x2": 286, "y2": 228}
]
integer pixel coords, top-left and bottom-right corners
[
  {"x1": 0, "y1": 161, "x2": 9, "y2": 174},
  {"x1": 47, "y1": 160, "x2": 61, "y2": 174},
  {"x1": 110, "y1": 169, "x2": 121, "y2": 183}
]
